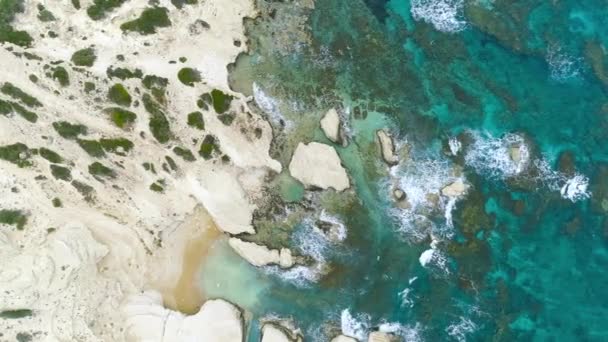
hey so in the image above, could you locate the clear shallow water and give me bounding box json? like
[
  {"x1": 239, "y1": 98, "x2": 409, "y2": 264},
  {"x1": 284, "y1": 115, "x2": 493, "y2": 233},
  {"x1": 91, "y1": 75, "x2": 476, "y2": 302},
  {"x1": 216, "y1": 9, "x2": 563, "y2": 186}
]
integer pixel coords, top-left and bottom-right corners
[{"x1": 206, "y1": 0, "x2": 608, "y2": 340}]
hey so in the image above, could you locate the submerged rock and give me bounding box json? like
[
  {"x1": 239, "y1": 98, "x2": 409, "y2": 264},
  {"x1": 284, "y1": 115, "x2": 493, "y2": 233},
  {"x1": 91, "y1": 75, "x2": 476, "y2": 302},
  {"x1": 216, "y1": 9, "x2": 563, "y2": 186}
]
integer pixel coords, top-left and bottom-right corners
[
  {"x1": 441, "y1": 179, "x2": 469, "y2": 197},
  {"x1": 288, "y1": 142, "x2": 350, "y2": 191},
  {"x1": 332, "y1": 335, "x2": 358, "y2": 342},
  {"x1": 376, "y1": 130, "x2": 398, "y2": 165},
  {"x1": 320, "y1": 108, "x2": 343, "y2": 144},
  {"x1": 228, "y1": 238, "x2": 294, "y2": 268}
]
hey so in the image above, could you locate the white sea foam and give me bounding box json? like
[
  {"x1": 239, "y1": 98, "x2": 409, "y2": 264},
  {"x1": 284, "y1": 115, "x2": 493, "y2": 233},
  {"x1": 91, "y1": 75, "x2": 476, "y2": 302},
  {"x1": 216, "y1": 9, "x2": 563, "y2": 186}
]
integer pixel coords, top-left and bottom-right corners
[
  {"x1": 446, "y1": 317, "x2": 478, "y2": 342},
  {"x1": 533, "y1": 159, "x2": 590, "y2": 202},
  {"x1": 317, "y1": 210, "x2": 348, "y2": 242},
  {"x1": 449, "y1": 137, "x2": 461, "y2": 156},
  {"x1": 398, "y1": 287, "x2": 415, "y2": 308},
  {"x1": 340, "y1": 309, "x2": 370, "y2": 341},
  {"x1": 379, "y1": 322, "x2": 424, "y2": 342},
  {"x1": 388, "y1": 155, "x2": 460, "y2": 242},
  {"x1": 419, "y1": 240, "x2": 451, "y2": 276},
  {"x1": 546, "y1": 45, "x2": 582, "y2": 82},
  {"x1": 410, "y1": 0, "x2": 466, "y2": 33},
  {"x1": 464, "y1": 131, "x2": 530, "y2": 179},
  {"x1": 252, "y1": 82, "x2": 291, "y2": 129}
]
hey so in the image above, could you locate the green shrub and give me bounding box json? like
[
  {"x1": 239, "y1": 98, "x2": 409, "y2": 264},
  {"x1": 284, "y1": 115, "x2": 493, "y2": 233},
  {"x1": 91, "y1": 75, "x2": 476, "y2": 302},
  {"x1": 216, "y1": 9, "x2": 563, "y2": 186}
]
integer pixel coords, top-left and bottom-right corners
[
  {"x1": 52, "y1": 198, "x2": 62, "y2": 207},
  {"x1": 196, "y1": 93, "x2": 212, "y2": 110},
  {"x1": 173, "y1": 146, "x2": 195, "y2": 161},
  {"x1": 171, "y1": 0, "x2": 197, "y2": 9},
  {"x1": 0, "y1": 143, "x2": 31, "y2": 167},
  {"x1": 108, "y1": 83, "x2": 131, "y2": 106},
  {"x1": 71, "y1": 0, "x2": 81, "y2": 9},
  {"x1": 149, "y1": 182, "x2": 164, "y2": 192},
  {"x1": 39, "y1": 148, "x2": 63, "y2": 163},
  {"x1": 87, "y1": 0, "x2": 127, "y2": 20},
  {"x1": 186, "y1": 111, "x2": 204, "y2": 130},
  {"x1": 71, "y1": 47, "x2": 96, "y2": 67},
  {"x1": 1, "y1": 82, "x2": 42, "y2": 107},
  {"x1": 88, "y1": 161, "x2": 116, "y2": 179},
  {"x1": 177, "y1": 67, "x2": 201, "y2": 86},
  {"x1": 218, "y1": 113, "x2": 235, "y2": 126},
  {"x1": 0, "y1": 309, "x2": 32, "y2": 319},
  {"x1": 77, "y1": 139, "x2": 105, "y2": 157},
  {"x1": 52, "y1": 66, "x2": 70, "y2": 86},
  {"x1": 84, "y1": 82, "x2": 96, "y2": 93},
  {"x1": 198, "y1": 135, "x2": 217, "y2": 160},
  {"x1": 105, "y1": 107, "x2": 137, "y2": 129},
  {"x1": 210, "y1": 89, "x2": 233, "y2": 114},
  {"x1": 53, "y1": 121, "x2": 88, "y2": 139},
  {"x1": 142, "y1": 162, "x2": 156, "y2": 173},
  {"x1": 0, "y1": 0, "x2": 33, "y2": 47},
  {"x1": 50, "y1": 164, "x2": 71, "y2": 181},
  {"x1": 100, "y1": 137, "x2": 133, "y2": 155},
  {"x1": 120, "y1": 7, "x2": 171, "y2": 35},
  {"x1": 0, "y1": 99, "x2": 12, "y2": 114},
  {"x1": 142, "y1": 94, "x2": 172, "y2": 143},
  {"x1": 107, "y1": 66, "x2": 142, "y2": 80},
  {"x1": 165, "y1": 156, "x2": 178, "y2": 170},
  {"x1": 71, "y1": 180, "x2": 94, "y2": 202},
  {"x1": 37, "y1": 4, "x2": 56, "y2": 22},
  {"x1": 9, "y1": 102, "x2": 37, "y2": 123},
  {"x1": 0, "y1": 209, "x2": 27, "y2": 230},
  {"x1": 142, "y1": 75, "x2": 168, "y2": 89}
]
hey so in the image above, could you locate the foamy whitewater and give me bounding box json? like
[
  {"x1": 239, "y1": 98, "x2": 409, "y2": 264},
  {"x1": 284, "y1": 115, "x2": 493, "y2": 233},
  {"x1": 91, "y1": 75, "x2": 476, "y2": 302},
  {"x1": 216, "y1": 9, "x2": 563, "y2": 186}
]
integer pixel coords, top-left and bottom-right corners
[
  {"x1": 410, "y1": 0, "x2": 467, "y2": 33},
  {"x1": 464, "y1": 131, "x2": 530, "y2": 179},
  {"x1": 545, "y1": 45, "x2": 582, "y2": 82},
  {"x1": 252, "y1": 82, "x2": 292, "y2": 129}
]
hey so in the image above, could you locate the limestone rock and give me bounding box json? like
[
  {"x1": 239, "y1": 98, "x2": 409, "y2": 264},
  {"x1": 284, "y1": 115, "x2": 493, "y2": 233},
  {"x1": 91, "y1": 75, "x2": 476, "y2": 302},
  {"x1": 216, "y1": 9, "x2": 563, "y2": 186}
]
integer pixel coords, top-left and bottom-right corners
[
  {"x1": 509, "y1": 145, "x2": 522, "y2": 164},
  {"x1": 321, "y1": 108, "x2": 342, "y2": 144},
  {"x1": 441, "y1": 179, "x2": 469, "y2": 197},
  {"x1": 124, "y1": 292, "x2": 243, "y2": 342},
  {"x1": 288, "y1": 142, "x2": 350, "y2": 191},
  {"x1": 228, "y1": 238, "x2": 294, "y2": 268},
  {"x1": 376, "y1": 130, "x2": 399, "y2": 165},
  {"x1": 332, "y1": 335, "x2": 358, "y2": 342},
  {"x1": 368, "y1": 331, "x2": 394, "y2": 342},
  {"x1": 393, "y1": 188, "x2": 406, "y2": 201},
  {"x1": 262, "y1": 324, "x2": 292, "y2": 342}
]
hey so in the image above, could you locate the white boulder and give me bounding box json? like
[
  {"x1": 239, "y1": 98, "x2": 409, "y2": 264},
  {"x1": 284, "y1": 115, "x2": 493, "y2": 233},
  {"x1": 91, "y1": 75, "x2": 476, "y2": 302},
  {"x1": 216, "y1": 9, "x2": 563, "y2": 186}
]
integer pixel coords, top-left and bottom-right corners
[
  {"x1": 320, "y1": 108, "x2": 342, "y2": 144},
  {"x1": 441, "y1": 179, "x2": 469, "y2": 197},
  {"x1": 332, "y1": 335, "x2": 358, "y2": 342},
  {"x1": 228, "y1": 238, "x2": 294, "y2": 268},
  {"x1": 376, "y1": 130, "x2": 399, "y2": 165},
  {"x1": 262, "y1": 324, "x2": 292, "y2": 342},
  {"x1": 288, "y1": 142, "x2": 350, "y2": 191}
]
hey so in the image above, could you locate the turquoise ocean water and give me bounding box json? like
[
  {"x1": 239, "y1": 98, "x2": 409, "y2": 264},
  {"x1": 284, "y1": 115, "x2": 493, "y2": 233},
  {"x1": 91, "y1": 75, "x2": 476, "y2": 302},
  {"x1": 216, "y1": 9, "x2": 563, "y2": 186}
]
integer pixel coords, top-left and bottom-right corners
[{"x1": 202, "y1": 0, "x2": 608, "y2": 340}]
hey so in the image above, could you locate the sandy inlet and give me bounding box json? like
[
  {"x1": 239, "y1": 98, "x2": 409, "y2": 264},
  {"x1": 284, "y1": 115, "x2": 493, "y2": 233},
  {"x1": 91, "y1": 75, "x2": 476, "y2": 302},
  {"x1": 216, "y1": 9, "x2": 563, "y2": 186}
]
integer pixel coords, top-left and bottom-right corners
[{"x1": 148, "y1": 206, "x2": 223, "y2": 315}]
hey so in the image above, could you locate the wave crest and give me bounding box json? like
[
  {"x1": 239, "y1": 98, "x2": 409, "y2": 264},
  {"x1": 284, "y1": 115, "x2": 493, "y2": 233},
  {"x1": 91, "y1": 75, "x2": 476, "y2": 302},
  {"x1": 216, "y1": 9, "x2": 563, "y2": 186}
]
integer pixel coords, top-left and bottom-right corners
[{"x1": 410, "y1": 0, "x2": 467, "y2": 33}]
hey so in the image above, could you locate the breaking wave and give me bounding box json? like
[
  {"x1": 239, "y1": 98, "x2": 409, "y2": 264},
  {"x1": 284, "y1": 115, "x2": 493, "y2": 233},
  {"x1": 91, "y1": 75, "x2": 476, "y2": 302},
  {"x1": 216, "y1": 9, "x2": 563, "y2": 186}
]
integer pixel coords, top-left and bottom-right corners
[
  {"x1": 252, "y1": 82, "x2": 291, "y2": 129},
  {"x1": 464, "y1": 132, "x2": 530, "y2": 179},
  {"x1": 445, "y1": 317, "x2": 478, "y2": 342},
  {"x1": 410, "y1": 0, "x2": 467, "y2": 33},
  {"x1": 546, "y1": 45, "x2": 582, "y2": 82}
]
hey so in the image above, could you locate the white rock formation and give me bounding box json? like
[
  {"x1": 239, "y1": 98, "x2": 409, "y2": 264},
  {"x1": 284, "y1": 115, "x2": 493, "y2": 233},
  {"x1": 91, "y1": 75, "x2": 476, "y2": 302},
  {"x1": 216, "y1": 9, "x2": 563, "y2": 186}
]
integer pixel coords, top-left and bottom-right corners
[
  {"x1": 320, "y1": 108, "x2": 342, "y2": 144},
  {"x1": 123, "y1": 291, "x2": 243, "y2": 342},
  {"x1": 368, "y1": 331, "x2": 394, "y2": 342},
  {"x1": 441, "y1": 179, "x2": 469, "y2": 197},
  {"x1": 332, "y1": 335, "x2": 358, "y2": 342},
  {"x1": 262, "y1": 324, "x2": 292, "y2": 342},
  {"x1": 288, "y1": 142, "x2": 350, "y2": 191},
  {"x1": 229, "y1": 238, "x2": 294, "y2": 268},
  {"x1": 376, "y1": 130, "x2": 399, "y2": 165}
]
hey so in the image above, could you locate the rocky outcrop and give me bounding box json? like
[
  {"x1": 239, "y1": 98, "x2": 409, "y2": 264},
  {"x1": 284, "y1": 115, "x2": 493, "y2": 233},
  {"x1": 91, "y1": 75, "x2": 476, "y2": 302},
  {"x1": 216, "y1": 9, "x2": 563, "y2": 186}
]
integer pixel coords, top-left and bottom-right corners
[
  {"x1": 228, "y1": 238, "x2": 294, "y2": 268},
  {"x1": 262, "y1": 324, "x2": 292, "y2": 342},
  {"x1": 368, "y1": 331, "x2": 395, "y2": 342},
  {"x1": 376, "y1": 130, "x2": 399, "y2": 165},
  {"x1": 288, "y1": 142, "x2": 350, "y2": 191},
  {"x1": 441, "y1": 179, "x2": 469, "y2": 197},
  {"x1": 320, "y1": 108, "x2": 343, "y2": 144},
  {"x1": 332, "y1": 335, "x2": 358, "y2": 342},
  {"x1": 123, "y1": 292, "x2": 243, "y2": 341}
]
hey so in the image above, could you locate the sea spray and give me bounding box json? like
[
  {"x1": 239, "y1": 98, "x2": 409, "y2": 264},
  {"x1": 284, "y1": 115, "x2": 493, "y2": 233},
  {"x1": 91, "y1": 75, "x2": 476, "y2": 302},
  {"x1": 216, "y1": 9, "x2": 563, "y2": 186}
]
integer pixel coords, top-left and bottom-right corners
[
  {"x1": 445, "y1": 317, "x2": 478, "y2": 342},
  {"x1": 464, "y1": 132, "x2": 530, "y2": 179},
  {"x1": 410, "y1": 0, "x2": 467, "y2": 33},
  {"x1": 340, "y1": 309, "x2": 371, "y2": 341},
  {"x1": 253, "y1": 82, "x2": 291, "y2": 129},
  {"x1": 546, "y1": 45, "x2": 582, "y2": 82}
]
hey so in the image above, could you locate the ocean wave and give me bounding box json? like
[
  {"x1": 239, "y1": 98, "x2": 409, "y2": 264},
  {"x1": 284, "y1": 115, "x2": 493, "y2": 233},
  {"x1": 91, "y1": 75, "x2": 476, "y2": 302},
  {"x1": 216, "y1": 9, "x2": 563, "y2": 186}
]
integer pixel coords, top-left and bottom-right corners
[
  {"x1": 449, "y1": 137, "x2": 462, "y2": 156},
  {"x1": 379, "y1": 322, "x2": 424, "y2": 342},
  {"x1": 445, "y1": 316, "x2": 477, "y2": 342},
  {"x1": 419, "y1": 241, "x2": 451, "y2": 276},
  {"x1": 464, "y1": 132, "x2": 530, "y2": 179},
  {"x1": 533, "y1": 159, "x2": 590, "y2": 202},
  {"x1": 252, "y1": 82, "x2": 291, "y2": 129},
  {"x1": 317, "y1": 210, "x2": 348, "y2": 242},
  {"x1": 410, "y1": 0, "x2": 467, "y2": 33},
  {"x1": 341, "y1": 309, "x2": 371, "y2": 341},
  {"x1": 546, "y1": 45, "x2": 582, "y2": 82}
]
